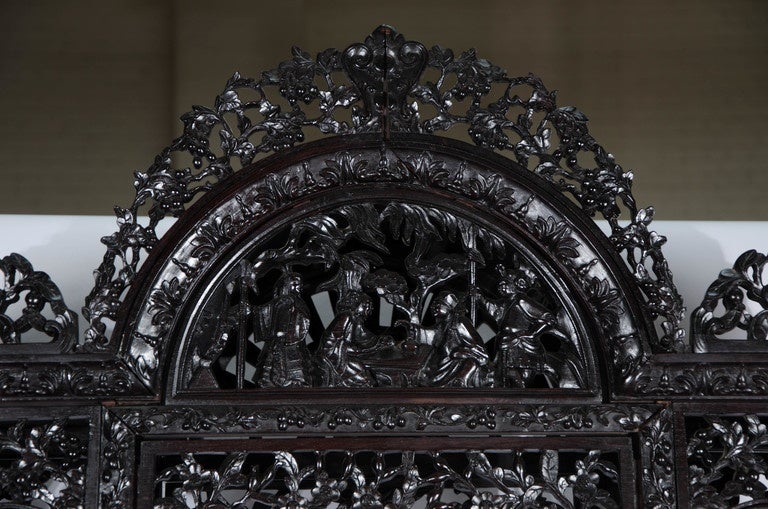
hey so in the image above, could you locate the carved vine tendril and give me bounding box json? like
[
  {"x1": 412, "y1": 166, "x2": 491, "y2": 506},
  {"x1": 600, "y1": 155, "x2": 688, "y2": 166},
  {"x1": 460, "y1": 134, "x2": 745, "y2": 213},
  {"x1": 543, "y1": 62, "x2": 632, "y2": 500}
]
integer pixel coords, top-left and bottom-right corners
[
  {"x1": 688, "y1": 414, "x2": 768, "y2": 508},
  {"x1": 0, "y1": 253, "x2": 77, "y2": 347}
]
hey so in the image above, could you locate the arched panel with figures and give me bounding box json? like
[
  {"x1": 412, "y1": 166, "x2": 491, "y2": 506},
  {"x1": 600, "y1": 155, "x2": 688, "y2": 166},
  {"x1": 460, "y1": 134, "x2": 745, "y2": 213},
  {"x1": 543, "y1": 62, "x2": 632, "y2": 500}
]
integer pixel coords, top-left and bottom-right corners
[{"x1": 114, "y1": 134, "x2": 656, "y2": 403}]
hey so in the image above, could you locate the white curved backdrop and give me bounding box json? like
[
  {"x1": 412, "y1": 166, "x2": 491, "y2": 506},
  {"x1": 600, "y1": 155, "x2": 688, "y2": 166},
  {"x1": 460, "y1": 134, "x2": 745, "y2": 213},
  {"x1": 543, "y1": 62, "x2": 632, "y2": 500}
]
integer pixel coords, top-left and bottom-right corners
[{"x1": 0, "y1": 215, "x2": 765, "y2": 339}]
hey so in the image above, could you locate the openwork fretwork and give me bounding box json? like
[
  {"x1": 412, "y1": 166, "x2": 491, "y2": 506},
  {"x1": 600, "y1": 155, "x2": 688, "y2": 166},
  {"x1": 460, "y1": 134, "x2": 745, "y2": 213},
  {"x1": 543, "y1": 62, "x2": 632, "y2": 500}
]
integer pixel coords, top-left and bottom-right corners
[
  {"x1": 0, "y1": 415, "x2": 89, "y2": 508},
  {"x1": 150, "y1": 447, "x2": 625, "y2": 508},
  {"x1": 0, "y1": 253, "x2": 77, "y2": 348},
  {"x1": 0, "y1": 25, "x2": 765, "y2": 508},
  {"x1": 685, "y1": 411, "x2": 768, "y2": 508},
  {"x1": 83, "y1": 25, "x2": 683, "y2": 355},
  {"x1": 692, "y1": 249, "x2": 768, "y2": 352}
]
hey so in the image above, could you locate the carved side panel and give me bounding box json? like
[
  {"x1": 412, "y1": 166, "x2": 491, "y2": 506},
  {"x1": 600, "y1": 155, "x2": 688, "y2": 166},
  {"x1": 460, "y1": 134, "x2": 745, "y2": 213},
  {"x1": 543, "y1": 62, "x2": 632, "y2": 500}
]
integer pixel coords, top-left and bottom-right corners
[
  {"x1": 0, "y1": 411, "x2": 93, "y2": 508},
  {"x1": 686, "y1": 413, "x2": 768, "y2": 508},
  {"x1": 640, "y1": 407, "x2": 676, "y2": 508},
  {"x1": 100, "y1": 408, "x2": 135, "y2": 509},
  {"x1": 692, "y1": 250, "x2": 768, "y2": 353},
  {"x1": 0, "y1": 253, "x2": 77, "y2": 349}
]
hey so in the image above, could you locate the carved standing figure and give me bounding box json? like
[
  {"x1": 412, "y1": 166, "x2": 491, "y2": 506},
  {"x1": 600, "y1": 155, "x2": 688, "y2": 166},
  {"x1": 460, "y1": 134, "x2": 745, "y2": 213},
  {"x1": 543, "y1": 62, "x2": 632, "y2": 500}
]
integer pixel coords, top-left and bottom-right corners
[
  {"x1": 483, "y1": 265, "x2": 572, "y2": 387},
  {"x1": 409, "y1": 292, "x2": 491, "y2": 387},
  {"x1": 253, "y1": 272, "x2": 312, "y2": 387},
  {"x1": 319, "y1": 291, "x2": 386, "y2": 387}
]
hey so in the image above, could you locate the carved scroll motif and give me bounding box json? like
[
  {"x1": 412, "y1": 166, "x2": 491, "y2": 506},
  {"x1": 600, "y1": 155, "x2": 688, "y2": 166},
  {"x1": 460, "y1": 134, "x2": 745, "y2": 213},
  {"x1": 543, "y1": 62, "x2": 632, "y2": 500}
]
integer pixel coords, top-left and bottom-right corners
[{"x1": 84, "y1": 26, "x2": 683, "y2": 358}]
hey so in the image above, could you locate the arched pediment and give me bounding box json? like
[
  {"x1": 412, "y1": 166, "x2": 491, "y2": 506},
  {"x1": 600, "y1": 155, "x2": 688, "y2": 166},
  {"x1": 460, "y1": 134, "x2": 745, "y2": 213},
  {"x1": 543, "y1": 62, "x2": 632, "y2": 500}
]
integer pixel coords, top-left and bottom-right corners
[{"x1": 114, "y1": 134, "x2": 657, "y2": 401}]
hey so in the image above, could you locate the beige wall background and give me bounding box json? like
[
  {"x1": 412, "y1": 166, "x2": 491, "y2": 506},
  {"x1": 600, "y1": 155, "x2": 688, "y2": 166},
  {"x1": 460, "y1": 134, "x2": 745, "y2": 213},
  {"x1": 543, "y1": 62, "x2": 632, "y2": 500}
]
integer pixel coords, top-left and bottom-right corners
[{"x1": 1, "y1": 0, "x2": 766, "y2": 219}]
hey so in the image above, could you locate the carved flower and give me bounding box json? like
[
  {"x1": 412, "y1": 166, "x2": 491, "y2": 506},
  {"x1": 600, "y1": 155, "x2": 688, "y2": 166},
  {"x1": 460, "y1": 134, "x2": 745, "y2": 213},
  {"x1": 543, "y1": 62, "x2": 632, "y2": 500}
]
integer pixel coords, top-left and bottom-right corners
[
  {"x1": 149, "y1": 277, "x2": 187, "y2": 329},
  {"x1": 567, "y1": 459, "x2": 601, "y2": 500},
  {"x1": 311, "y1": 472, "x2": 341, "y2": 504},
  {"x1": 352, "y1": 483, "x2": 384, "y2": 509},
  {"x1": 470, "y1": 491, "x2": 508, "y2": 509},
  {"x1": 277, "y1": 492, "x2": 308, "y2": 509}
]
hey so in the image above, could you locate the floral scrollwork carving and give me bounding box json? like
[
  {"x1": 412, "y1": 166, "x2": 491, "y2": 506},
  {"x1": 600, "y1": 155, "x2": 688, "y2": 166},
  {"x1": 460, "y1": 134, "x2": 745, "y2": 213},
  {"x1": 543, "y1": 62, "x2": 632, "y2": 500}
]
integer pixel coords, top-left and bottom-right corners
[
  {"x1": 114, "y1": 404, "x2": 656, "y2": 436},
  {"x1": 0, "y1": 362, "x2": 142, "y2": 397},
  {"x1": 153, "y1": 449, "x2": 623, "y2": 508},
  {"x1": 628, "y1": 363, "x2": 768, "y2": 396},
  {"x1": 0, "y1": 417, "x2": 88, "y2": 508},
  {"x1": 640, "y1": 407, "x2": 676, "y2": 509},
  {"x1": 687, "y1": 414, "x2": 768, "y2": 508},
  {"x1": 0, "y1": 253, "x2": 77, "y2": 347},
  {"x1": 692, "y1": 249, "x2": 768, "y2": 352},
  {"x1": 100, "y1": 409, "x2": 134, "y2": 509}
]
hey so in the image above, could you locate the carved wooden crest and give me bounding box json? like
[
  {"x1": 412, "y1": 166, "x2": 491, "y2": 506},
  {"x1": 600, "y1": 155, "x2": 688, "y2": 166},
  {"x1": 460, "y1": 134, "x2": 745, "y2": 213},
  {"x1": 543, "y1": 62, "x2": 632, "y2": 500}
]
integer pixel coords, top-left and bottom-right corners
[{"x1": 0, "y1": 26, "x2": 766, "y2": 508}]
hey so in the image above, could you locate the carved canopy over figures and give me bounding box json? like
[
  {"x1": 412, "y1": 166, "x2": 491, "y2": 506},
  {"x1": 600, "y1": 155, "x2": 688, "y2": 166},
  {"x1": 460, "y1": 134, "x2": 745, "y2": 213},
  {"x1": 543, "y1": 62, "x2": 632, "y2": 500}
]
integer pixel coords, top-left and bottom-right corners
[{"x1": 0, "y1": 25, "x2": 767, "y2": 508}]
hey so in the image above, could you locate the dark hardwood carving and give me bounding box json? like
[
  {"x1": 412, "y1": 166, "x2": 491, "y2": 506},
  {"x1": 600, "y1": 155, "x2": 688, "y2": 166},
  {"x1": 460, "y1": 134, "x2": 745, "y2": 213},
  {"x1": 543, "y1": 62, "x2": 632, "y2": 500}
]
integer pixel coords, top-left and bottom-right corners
[
  {"x1": 692, "y1": 249, "x2": 768, "y2": 353},
  {"x1": 0, "y1": 253, "x2": 77, "y2": 349},
  {"x1": 179, "y1": 199, "x2": 587, "y2": 392},
  {"x1": 0, "y1": 411, "x2": 92, "y2": 508},
  {"x1": 100, "y1": 408, "x2": 134, "y2": 509},
  {"x1": 687, "y1": 413, "x2": 768, "y2": 508},
  {"x1": 81, "y1": 25, "x2": 683, "y2": 358},
  {"x1": 0, "y1": 25, "x2": 765, "y2": 508},
  {"x1": 113, "y1": 404, "x2": 655, "y2": 435}
]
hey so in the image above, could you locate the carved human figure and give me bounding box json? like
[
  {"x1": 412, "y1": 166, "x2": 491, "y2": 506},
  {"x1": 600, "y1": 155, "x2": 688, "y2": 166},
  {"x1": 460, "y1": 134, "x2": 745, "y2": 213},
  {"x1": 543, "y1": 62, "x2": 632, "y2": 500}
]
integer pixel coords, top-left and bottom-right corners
[
  {"x1": 253, "y1": 273, "x2": 312, "y2": 387},
  {"x1": 482, "y1": 265, "x2": 571, "y2": 387},
  {"x1": 319, "y1": 292, "x2": 387, "y2": 387},
  {"x1": 409, "y1": 291, "x2": 491, "y2": 387}
]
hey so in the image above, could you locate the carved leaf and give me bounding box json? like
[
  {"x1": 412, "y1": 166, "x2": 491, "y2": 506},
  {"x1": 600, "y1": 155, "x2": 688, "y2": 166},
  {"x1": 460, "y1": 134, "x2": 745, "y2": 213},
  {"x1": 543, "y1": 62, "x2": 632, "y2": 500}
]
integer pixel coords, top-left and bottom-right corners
[{"x1": 540, "y1": 450, "x2": 559, "y2": 483}]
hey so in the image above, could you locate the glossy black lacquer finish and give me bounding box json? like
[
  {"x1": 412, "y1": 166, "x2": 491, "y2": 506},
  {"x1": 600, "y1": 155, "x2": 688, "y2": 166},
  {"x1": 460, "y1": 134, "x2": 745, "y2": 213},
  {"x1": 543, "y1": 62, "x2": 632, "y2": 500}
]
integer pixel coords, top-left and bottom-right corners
[{"x1": 0, "y1": 26, "x2": 766, "y2": 508}]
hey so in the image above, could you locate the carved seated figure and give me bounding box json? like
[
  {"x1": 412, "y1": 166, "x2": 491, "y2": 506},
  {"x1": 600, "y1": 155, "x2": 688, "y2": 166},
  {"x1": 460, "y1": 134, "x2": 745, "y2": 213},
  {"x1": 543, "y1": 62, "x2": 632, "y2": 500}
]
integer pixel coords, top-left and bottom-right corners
[
  {"x1": 319, "y1": 291, "x2": 390, "y2": 387},
  {"x1": 483, "y1": 265, "x2": 574, "y2": 388},
  {"x1": 253, "y1": 272, "x2": 313, "y2": 387},
  {"x1": 409, "y1": 291, "x2": 491, "y2": 387}
]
